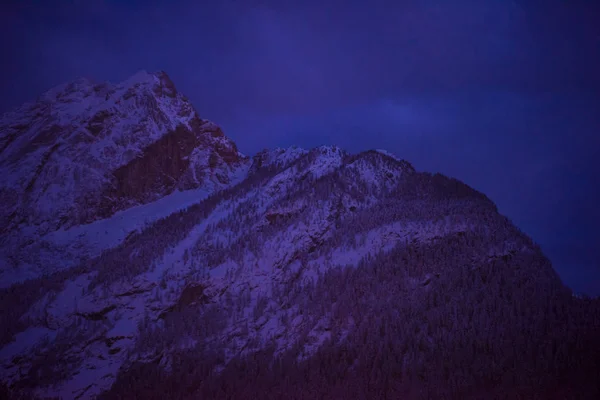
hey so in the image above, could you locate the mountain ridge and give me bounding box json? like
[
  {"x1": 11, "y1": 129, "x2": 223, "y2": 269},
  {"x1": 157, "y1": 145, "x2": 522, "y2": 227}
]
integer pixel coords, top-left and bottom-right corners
[
  {"x1": 1, "y1": 72, "x2": 599, "y2": 400},
  {"x1": 0, "y1": 70, "x2": 246, "y2": 235},
  {"x1": 0, "y1": 71, "x2": 249, "y2": 286}
]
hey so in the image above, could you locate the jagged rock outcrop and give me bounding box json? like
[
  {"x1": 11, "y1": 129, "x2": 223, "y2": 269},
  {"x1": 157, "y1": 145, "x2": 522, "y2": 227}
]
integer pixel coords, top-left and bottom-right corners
[
  {"x1": 0, "y1": 70, "x2": 247, "y2": 235},
  {"x1": 0, "y1": 71, "x2": 249, "y2": 286}
]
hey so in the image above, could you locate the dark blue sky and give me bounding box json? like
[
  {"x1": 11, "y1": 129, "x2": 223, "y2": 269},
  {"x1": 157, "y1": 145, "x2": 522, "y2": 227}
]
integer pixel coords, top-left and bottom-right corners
[{"x1": 2, "y1": 0, "x2": 599, "y2": 295}]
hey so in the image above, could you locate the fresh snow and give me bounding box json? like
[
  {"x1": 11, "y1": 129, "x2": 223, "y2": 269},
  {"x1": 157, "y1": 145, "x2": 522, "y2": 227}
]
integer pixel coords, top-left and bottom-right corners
[
  {"x1": 0, "y1": 327, "x2": 57, "y2": 361},
  {"x1": 268, "y1": 146, "x2": 309, "y2": 167},
  {"x1": 47, "y1": 189, "x2": 213, "y2": 259},
  {"x1": 375, "y1": 148, "x2": 400, "y2": 161},
  {"x1": 0, "y1": 69, "x2": 241, "y2": 241},
  {"x1": 309, "y1": 146, "x2": 345, "y2": 178}
]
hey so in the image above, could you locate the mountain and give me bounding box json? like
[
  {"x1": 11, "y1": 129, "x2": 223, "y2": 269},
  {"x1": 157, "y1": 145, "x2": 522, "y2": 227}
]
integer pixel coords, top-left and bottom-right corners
[
  {"x1": 0, "y1": 71, "x2": 248, "y2": 285},
  {"x1": 1, "y1": 73, "x2": 599, "y2": 400}
]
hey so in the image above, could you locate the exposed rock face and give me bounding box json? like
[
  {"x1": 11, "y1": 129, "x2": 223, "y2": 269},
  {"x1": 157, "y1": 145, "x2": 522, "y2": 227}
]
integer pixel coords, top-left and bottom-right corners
[
  {"x1": 1, "y1": 74, "x2": 599, "y2": 400},
  {"x1": 0, "y1": 70, "x2": 247, "y2": 234},
  {"x1": 95, "y1": 117, "x2": 245, "y2": 221},
  {"x1": 0, "y1": 71, "x2": 249, "y2": 285}
]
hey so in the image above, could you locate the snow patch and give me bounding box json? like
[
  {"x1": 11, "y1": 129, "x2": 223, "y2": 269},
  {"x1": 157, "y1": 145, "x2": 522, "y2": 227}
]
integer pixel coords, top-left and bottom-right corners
[
  {"x1": 309, "y1": 146, "x2": 345, "y2": 178},
  {"x1": 0, "y1": 327, "x2": 57, "y2": 362},
  {"x1": 47, "y1": 187, "x2": 213, "y2": 258},
  {"x1": 375, "y1": 148, "x2": 400, "y2": 161}
]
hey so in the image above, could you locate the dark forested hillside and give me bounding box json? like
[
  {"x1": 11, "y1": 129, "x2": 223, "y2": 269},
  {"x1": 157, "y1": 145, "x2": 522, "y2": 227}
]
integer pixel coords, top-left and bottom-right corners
[
  {"x1": 99, "y1": 165, "x2": 600, "y2": 399},
  {"x1": 2, "y1": 75, "x2": 599, "y2": 400}
]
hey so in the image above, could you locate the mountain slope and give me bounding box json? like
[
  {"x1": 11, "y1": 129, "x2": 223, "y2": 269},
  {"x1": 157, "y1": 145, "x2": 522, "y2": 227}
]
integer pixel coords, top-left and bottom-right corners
[
  {"x1": 0, "y1": 71, "x2": 249, "y2": 286},
  {"x1": 1, "y1": 74, "x2": 599, "y2": 400}
]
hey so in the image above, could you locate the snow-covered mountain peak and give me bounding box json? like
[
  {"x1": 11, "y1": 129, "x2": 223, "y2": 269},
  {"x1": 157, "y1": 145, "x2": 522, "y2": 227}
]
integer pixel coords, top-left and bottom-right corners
[
  {"x1": 375, "y1": 148, "x2": 400, "y2": 161},
  {"x1": 120, "y1": 69, "x2": 156, "y2": 87},
  {"x1": 0, "y1": 70, "x2": 249, "y2": 238},
  {"x1": 314, "y1": 144, "x2": 344, "y2": 155},
  {"x1": 306, "y1": 145, "x2": 346, "y2": 178},
  {"x1": 250, "y1": 146, "x2": 309, "y2": 173},
  {"x1": 38, "y1": 77, "x2": 97, "y2": 102}
]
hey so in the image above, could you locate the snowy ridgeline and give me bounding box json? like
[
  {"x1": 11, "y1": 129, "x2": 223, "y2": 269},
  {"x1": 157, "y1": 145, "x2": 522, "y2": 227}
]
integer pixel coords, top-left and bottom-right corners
[
  {"x1": 0, "y1": 69, "x2": 246, "y2": 249},
  {"x1": 2, "y1": 71, "x2": 595, "y2": 400},
  {"x1": 0, "y1": 144, "x2": 523, "y2": 399}
]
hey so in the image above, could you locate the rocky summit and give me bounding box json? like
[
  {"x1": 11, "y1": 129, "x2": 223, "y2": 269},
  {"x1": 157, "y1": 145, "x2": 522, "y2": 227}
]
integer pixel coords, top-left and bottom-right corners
[{"x1": 1, "y1": 72, "x2": 599, "y2": 400}]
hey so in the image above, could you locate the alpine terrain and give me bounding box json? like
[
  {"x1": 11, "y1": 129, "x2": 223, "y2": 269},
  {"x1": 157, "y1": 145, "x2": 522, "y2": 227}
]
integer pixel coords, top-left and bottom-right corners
[{"x1": 1, "y1": 71, "x2": 599, "y2": 400}]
